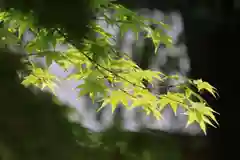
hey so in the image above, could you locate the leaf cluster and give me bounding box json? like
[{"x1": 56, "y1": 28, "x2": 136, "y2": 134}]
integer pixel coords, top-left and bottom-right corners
[{"x1": 0, "y1": 0, "x2": 219, "y2": 133}]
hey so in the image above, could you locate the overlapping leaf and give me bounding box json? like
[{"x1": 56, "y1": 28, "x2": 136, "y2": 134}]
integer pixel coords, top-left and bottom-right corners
[{"x1": 191, "y1": 79, "x2": 218, "y2": 98}]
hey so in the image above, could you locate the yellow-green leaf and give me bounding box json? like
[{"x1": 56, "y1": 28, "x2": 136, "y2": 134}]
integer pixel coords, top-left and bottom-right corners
[{"x1": 192, "y1": 79, "x2": 218, "y2": 98}]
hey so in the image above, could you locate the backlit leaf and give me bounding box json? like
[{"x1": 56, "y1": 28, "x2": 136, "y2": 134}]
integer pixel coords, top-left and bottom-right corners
[{"x1": 192, "y1": 79, "x2": 218, "y2": 98}]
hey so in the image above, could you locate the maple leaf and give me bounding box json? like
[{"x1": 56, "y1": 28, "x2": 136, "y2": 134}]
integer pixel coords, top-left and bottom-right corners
[
  {"x1": 191, "y1": 102, "x2": 219, "y2": 126},
  {"x1": 192, "y1": 79, "x2": 218, "y2": 98},
  {"x1": 99, "y1": 90, "x2": 133, "y2": 113},
  {"x1": 159, "y1": 92, "x2": 186, "y2": 115},
  {"x1": 185, "y1": 102, "x2": 219, "y2": 134},
  {"x1": 77, "y1": 71, "x2": 106, "y2": 101}
]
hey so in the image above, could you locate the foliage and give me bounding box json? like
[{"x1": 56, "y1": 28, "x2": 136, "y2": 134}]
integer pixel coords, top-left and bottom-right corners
[
  {"x1": 0, "y1": 0, "x2": 219, "y2": 134},
  {"x1": 0, "y1": 50, "x2": 209, "y2": 160}
]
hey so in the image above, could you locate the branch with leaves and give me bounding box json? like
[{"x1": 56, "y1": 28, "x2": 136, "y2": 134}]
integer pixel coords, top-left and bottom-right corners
[{"x1": 0, "y1": 0, "x2": 219, "y2": 134}]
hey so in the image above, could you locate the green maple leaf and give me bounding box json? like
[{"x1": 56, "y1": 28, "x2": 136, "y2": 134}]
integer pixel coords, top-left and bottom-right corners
[
  {"x1": 132, "y1": 89, "x2": 157, "y2": 105},
  {"x1": 185, "y1": 102, "x2": 219, "y2": 134},
  {"x1": 191, "y1": 102, "x2": 219, "y2": 126},
  {"x1": 185, "y1": 110, "x2": 208, "y2": 134},
  {"x1": 159, "y1": 92, "x2": 186, "y2": 115},
  {"x1": 35, "y1": 51, "x2": 63, "y2": 67},
  {"x1": 99, "y1": 90, "x2": 133, "y2": 113},
  {"x1": 157, "y1": 97, "x2": 171, "y2": 111},
  {"x1": 119, "y1": 23, "x2": 141, "y2": 39},
  {"x1": 21, "y1": 74, "x2": 38, "y2": 87},
  {"x1": 192, "y1": 79, "x2": 218, "y2": 98},
  {"x1": 141, "y1": 70, "x2": 164, "y2": 82},
  {"x1": 185, "y1": 111, "x2": 198, "y2": 127},
  {"x1": 78, "y1": 80, "x2": 106, "y2": 100},
  {"x1": 130, "y1": 89, "x2": 163, "y2": 119},
  {"x1": 111, "y1": 90, "x2": 130, "y2": 112},
  {"x1": 77, "y1": 71, "x2": 106, "y2": 102}
]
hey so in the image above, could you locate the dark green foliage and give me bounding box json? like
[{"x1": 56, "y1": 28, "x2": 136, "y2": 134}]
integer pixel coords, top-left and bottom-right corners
[{"x1": 0, "y1": 0, "x2": 93, "y2": 46}]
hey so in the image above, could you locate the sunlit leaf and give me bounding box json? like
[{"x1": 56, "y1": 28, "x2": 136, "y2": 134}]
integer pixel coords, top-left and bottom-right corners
[
  {"x1": 191, "y1": 102, "x2": 219, "y2": 126},
  {"x1": 21, "y1": 74, "x2": 38, "y2": 87},
  {"x1": 192, "y1": 79, "x2": 218, "y2": 98},
  {"x1": 159, "y1": 92, "x2": 185, "y2": 115}
]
